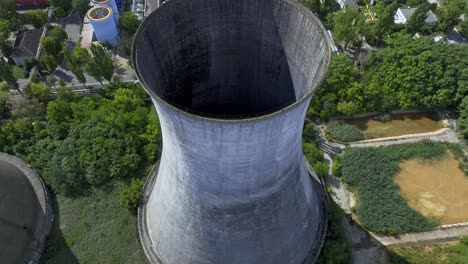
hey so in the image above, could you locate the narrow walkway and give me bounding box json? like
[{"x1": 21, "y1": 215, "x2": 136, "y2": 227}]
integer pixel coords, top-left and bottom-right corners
[
  {"x1": 373, "y1": 223, "x2": 468, "y2": 246},
  {"x1": 349, "y1": 127, "x2": 459, "y2": 148}
]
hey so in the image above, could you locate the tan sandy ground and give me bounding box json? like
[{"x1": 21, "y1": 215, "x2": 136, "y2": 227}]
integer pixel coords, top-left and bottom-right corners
[
  {"x1": 348, "y1": 114, "x2": 442, "y2": 139},
  {"x1": 395, "y1": 153, "x2": 468, "y2": 225}
]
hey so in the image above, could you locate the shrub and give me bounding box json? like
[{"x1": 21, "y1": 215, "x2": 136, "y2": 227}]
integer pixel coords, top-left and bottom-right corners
[
  {"x1": 326, "y1": 122, "x2": 363, "y2": 142},
  {"x1": 55, "y1": 7, "x2": 66, "y2": 18},
  {"x1": 303, "y1": 142, "x2": 323, "y2": 164},
  {"x1": 26, "y1": 9, "x2": 48, "y2": 28},
  {"x1": 120, "y1": 178, "x2": 143, "y2": 214},
  {"x1": 316, "y1": 201, "x2": 352, "y2": 264},
  {"x1": 340, "y1": 143, "x2": 444, "y2": 234},
  {"x1": 374, "y1": 113, "x2": 391, "y2": 122},
  {"x1": 461, "y1": 236, "x2": 468, "y2": 245},
  {"x1": 332, "y1": 155, "x2": 342, "y2": 177},
  {"x1": 313, "y1": 161, "x2": 329, "y2": 178},
  {"x1": 121, "y1": 12, "x2": 141, "y2": 34},
  {"x1": 303, "y1": 122, "x2": 318, "y2": 143}
]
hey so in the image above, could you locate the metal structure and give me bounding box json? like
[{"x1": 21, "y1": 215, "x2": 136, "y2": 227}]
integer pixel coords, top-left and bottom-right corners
[
  {"x1": 91, "y1": 0, "x2": 120, "y2": 22},
  {"x1": 133, "y1": 0, "x2": 331, "y2": 263},
  {"x1": 87, "y1": 6, "x2": 119, "y2": 46}
]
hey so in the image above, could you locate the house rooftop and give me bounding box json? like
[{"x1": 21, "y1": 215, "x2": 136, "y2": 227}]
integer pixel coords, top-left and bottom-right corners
[
  {"x1": 11, "y1": 29, "x2": 42, "y2": 58},
  {"x1": 398, "y1": 7, "x2": 438, "y2": 24}
]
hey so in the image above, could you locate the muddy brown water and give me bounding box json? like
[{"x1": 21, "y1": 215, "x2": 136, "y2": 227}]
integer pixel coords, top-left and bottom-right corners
[
  {"x1": 394, "y1": 153, "x2": 468, "y2": 225},
  {"x1": 347, "y1": 113, "x2": 442, "y2": 139}
]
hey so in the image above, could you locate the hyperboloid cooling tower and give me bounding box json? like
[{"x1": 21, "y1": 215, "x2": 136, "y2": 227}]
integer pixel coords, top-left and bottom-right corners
[{"x1": 132, "y1": 0, "x2": 331, "y2": 263}]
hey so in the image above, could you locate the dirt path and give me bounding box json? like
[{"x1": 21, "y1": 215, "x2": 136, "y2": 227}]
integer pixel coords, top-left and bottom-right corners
[{"x1": 349, "y1": 126, "x2": 459, "y2": 148}]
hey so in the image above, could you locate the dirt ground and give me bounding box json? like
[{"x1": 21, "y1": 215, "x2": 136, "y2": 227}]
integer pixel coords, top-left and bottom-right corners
[
  {"x1": 394, "y1": 153, "x2": 468, "y2": 225},
  {"x1": 348, "y1": 113, "x2": 442, "y2": 139}
]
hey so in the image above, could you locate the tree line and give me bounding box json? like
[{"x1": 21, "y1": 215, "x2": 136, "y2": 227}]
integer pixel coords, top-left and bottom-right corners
[
  {"x1": 309, "y1": 34, "x2": 468, "y2": 120},
  {"x1": 0, "y1": 85, "x2": 160, "y2": 197}
]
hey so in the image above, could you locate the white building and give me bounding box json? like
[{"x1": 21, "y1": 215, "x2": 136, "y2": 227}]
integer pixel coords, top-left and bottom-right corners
[{"x1": 394, "y1": 7, "x2": 438, "y2": 25}]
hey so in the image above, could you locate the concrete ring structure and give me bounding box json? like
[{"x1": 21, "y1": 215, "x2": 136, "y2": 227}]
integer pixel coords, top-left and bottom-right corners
[
  {"x1": 133, "y1": 0, "x2": 331, "y2": 263},
  {"x1": 87, "y1": 5, "x2": 113, "y2": 21},
  {"x1": 0, "y1": 153, "x2": 53, "y2": 264}
]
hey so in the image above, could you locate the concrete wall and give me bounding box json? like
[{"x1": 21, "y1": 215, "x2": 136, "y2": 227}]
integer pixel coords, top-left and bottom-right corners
[
  {"x1": 0, "y1": 153, "x2": 52, "y2": 264},
  {"x1": 133, "y1": 0, "x2": 331, "y2": 263}
]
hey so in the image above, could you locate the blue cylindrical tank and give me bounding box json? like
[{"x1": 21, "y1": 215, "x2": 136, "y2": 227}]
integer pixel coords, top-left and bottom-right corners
[
  {"x1": 91, "y1": 0, "x2": 119, "y2": 22},
  {"x1": 87, "y1": 6, "x2": 119, "y2": 46}
]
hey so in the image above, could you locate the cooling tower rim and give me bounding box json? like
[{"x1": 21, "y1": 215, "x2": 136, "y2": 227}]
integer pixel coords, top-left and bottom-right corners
[
  {"x1": 132, "y1": 0, "x2": 331, "y2": 122},
  {"x1": 87, "y1": 5, "x2": 113, "y2": 21},
  {"x1": 91, "y1": 0, "x2": 111, "y2": 3}
]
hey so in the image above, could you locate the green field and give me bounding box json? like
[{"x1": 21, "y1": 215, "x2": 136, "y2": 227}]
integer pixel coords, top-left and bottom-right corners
[
  {"x1": 41, "y1": 181, "x2": 148, "y2": 263},
  {"x1": 388, "y1": 238, "x2": 468, "y2": 264},
  {"x1": 340, "y1": 142, "x2": 445, "y2": 235}
]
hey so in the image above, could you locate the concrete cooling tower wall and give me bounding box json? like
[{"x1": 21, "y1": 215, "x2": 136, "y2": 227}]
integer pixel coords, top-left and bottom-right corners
[
  {"x1": 133, "y1": 0, "x2": 331, "y2": 263},
  {"x1": 0, "y1": 153, "x2": 52, "y2": 264}
]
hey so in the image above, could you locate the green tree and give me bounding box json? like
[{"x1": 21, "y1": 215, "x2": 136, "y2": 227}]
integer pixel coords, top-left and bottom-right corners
[
  {"x1": 73, "y1": 0, "x2": 91, "y2": 15},
  {"x1": 47, "y1": 99, "x2": 73, "y2": 123},
  {"x1": 332, "y1": 8, "x2": 363, "y2": 50},
  {"x1": 64, "y1": 50, "x2": 87, "y2": 87},
  {"x1": 48, "y1": 0, "x2": 72, "y2": 11},
  {"x1": 0, "y1": 81, "x2": 10, "y2": 94},
  {"x1": 0, "y1": 32, "x2": 14, "y2": 57},
  {"x1": 406, "y1": 3, "x2": 431, "y2": 34},
  {"x1": 48, "y1": 27, "x2": 67, "y2": 43},
  {"x1": 458, "y1": 96, "x2": 468, "y2": 139},
  {"x1": 24, "y1": 81, "x2": 51, "y2": 102},
  {"x1": 40, "y1": 52, "x2": 59, "y2": 71},
  {"x1": 0, "y1": 58, "x2": 19, "y2": 94},
  {"x1": 373, "y1": 1, "x2": 399, "y2": 45},
  {"x1": 120, "y1": 178, "x2": 143, "y2": 214},
  {"x1": 313, "y1": 161, "x2": 329, "y2": 178},
  {"x1": 46, "y1": 75, "x2": 57, "y2": 88},
  {"x1": 437, "y1": 0, "x2": 466, "y2": 32},
  {"x1": 120, "y1": 12, "x2": 141, "y2": 34},
  {"x1": 84, "y1": 44, "x2": 115, "y2": 85},
  {"x1": 26, "y1": 9, "x2": 48, "y2": 28},
  {"x1": 41, "y1": 36, "x2": 60, "y2": 54},
  {"x1": 0, "y1": 0, "x2": 18, "y2": 30}
]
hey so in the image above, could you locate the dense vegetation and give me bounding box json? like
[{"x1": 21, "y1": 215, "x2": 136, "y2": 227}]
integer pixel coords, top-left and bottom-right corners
[
  {"x1": 340, "y1": 142, "x2": 447, "y2": 234},
  {"x1": 303, "y1": 122, "x2": 329, "y2": 178},
  {"x1": 316, "y1": 200, "x2": 352, "y2": 264},
  {"x1": 0, "y1": 85, "x2": 160, "y2": 197},
  {"x1": 40, "y1": 27, "x2": 68, "y2": 72},
  {"x1": 326, "y1": 122, "x2": 363, "y2": 142},
  {"x1": 0, "y1": 85, "x2": 158, "y2": 261},
  {"x1": 388, "y1": 237, "x2": 468, "y2": 264},
  {"x1": 310, "y1": 36, "x2": 468, "y2": 120}
]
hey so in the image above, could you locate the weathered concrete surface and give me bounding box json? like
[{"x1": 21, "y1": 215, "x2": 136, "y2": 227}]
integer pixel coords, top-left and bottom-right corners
[
  {"x1": 0, "y1": 153, "x2": 52, "y2": 264},
  {"x1": 133, "y1": 0, "x2": 331, "y2": 263}
]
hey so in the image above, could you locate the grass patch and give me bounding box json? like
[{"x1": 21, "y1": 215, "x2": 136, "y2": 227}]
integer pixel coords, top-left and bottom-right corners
[
  {"x1": 341, "y1": 142, "x2": 445, "y2": 235},
  {"x1": 388, "y1": 237, "x2": 468, "y2": 264},
  {"x1": 0, "y1": 90, "x2": 9, "y2": 98},
  {"x1": 41, "y1": 181, "x2": 148, "y2": 263},
  {"x1": 326, "y1": 122, "x2": 363, "y2": 142},
  {"x1": 346, "y1": 113, "x2": 442, "y2": 139},
  {"x1": 12, "y1": 66, "x2": 27, "y2": 79}
]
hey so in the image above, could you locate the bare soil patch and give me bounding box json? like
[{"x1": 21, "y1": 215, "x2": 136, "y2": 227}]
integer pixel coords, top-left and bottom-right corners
[
  {"x1": 395, "y1": 153, "x2": 468, "y2": 225},
  {"x1": 348, "y1": 113, "x2": 442, "y2": 139}
]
